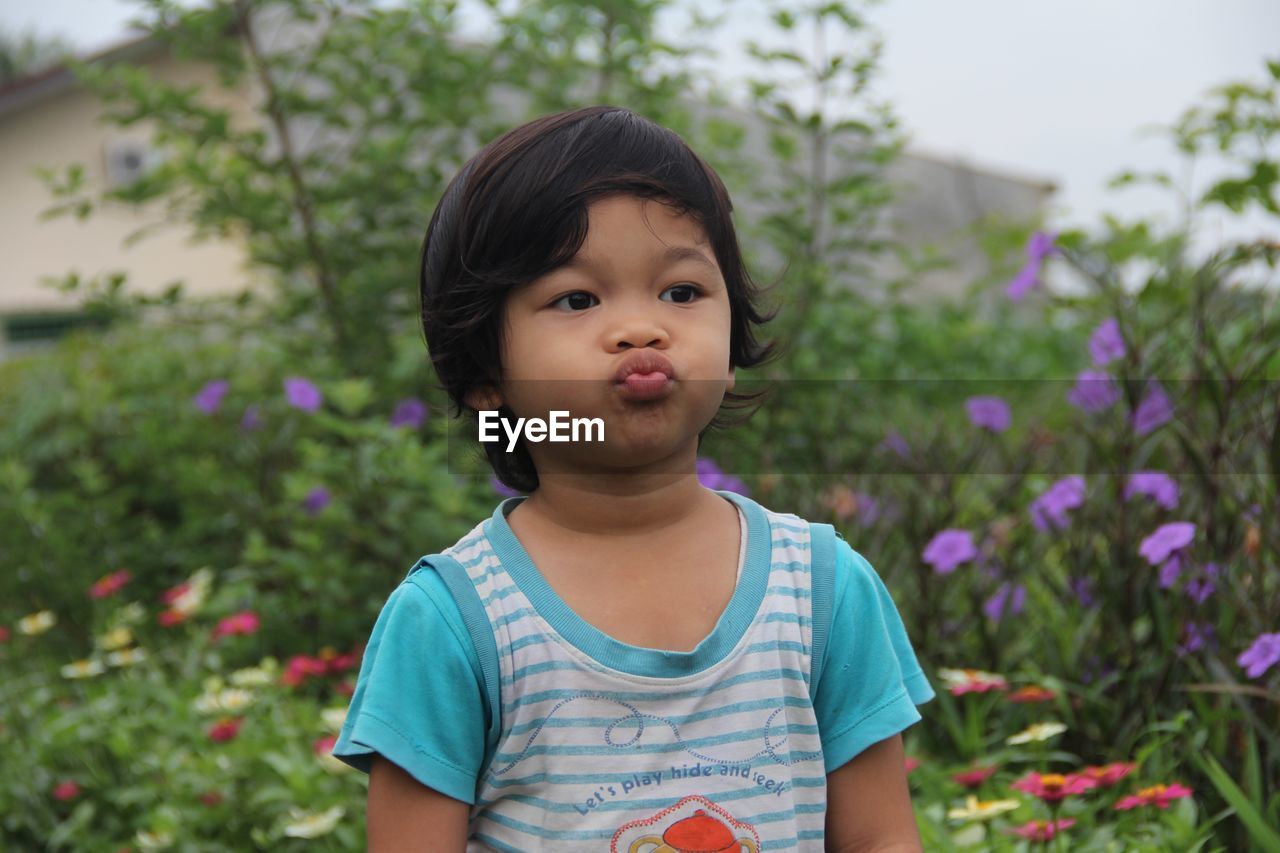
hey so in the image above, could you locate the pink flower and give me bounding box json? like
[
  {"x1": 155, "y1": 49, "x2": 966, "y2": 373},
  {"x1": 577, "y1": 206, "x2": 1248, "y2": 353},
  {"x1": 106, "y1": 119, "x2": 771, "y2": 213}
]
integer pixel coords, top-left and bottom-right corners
[
  {"x1": 52, "y1": 780, "x2": 80, "y2": 801},
  {"x1": 1006, "y1": 818, "x2": 1077, "y2": 842},
  {"x1": 212, "y1": 611, "x2": 261, "y2": 641},
  {"x1": 90, "y1": 569, "x2": 133, "y2": 599},
  {"x1": 1011, "y1": 771, "x2": 1098, "y2": 803},
  {"x1": 1115, "y1": 782, "x2": 1193, "y2": 810},
  {"x1": 208, "y1": 717, "x2": 243, "y2": 743},
  {"x1": 282, "y1": 654, "x2": 330, "y2": 687},
  {"x1": 1079, "y1": 762, "x2": 1137, "y2": 787},
  {"x1": 952, "y1": 766, "x2": 998, "y2": 788}
]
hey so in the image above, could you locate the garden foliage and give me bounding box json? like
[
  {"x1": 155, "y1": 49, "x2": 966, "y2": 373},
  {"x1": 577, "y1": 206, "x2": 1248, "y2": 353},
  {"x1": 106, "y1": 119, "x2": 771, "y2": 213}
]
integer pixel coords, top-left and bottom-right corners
[{"x1": 1, "y1": 0, "x2": 1277, "y2": 849}]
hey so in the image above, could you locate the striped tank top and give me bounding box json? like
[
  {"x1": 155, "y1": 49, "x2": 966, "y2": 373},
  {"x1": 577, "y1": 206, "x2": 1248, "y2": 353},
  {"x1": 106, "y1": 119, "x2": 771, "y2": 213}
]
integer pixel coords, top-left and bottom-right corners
[{"x1": 429, "y1": 488, "x2": 836, "y2": 850}]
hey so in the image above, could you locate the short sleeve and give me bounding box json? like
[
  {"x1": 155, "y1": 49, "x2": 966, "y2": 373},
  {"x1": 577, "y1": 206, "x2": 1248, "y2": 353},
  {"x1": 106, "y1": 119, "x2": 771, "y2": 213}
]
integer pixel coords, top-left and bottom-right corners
[
  {"x1": 330, "y1": 567, "x2": 488, "y2": 804},
  {"x1": 813, "y1": 538, "x2": 936, "y2": 773}
]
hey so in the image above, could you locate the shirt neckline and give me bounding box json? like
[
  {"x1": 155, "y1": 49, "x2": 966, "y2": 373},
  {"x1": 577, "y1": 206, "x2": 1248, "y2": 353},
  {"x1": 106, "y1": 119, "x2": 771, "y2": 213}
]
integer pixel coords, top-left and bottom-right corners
[{"x1": 483, "y1": 489, "x2": 772, "y2": 678}]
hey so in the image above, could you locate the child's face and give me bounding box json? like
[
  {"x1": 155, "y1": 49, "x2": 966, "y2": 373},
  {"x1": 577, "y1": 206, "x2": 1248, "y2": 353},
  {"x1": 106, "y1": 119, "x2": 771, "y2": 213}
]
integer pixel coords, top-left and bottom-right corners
[{"x1": 470, "y1": 194, "x2": 736, "y2": 472}]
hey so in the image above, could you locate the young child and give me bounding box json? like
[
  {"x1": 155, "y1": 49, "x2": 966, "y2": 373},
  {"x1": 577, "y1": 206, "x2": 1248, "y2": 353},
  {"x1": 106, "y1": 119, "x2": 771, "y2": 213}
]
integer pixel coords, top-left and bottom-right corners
[{"x1": 332, "y1": 105, "x2": 935, "y2": 851}]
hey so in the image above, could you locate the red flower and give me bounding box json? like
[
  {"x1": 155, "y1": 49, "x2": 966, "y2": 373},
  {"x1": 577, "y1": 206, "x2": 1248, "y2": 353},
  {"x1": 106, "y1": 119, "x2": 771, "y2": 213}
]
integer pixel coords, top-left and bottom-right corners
[
  {"x1": 1005, "y1": 818, "x2": 1077, "y2": 842},
  {"x1": 208, "y1": 717, "x2": 243, "y2": 743},
  {"x1": 951, "y1": 765, "x2": 998, "y2": 788},
  {"x1": 52, "y1": 780, "x2": 80, "y2": 801},
  {"x1": 314, "y1": 734, "x2": 338, "y2": 756},
  {"x1": 1115, "y1": 782, "x2": 1193, "y2": 810},
  {"x1": 199, "y1": 791, "x2": 224, "y2": 807},
  {"x1": 281, "y1": 654, "x2": 329, "y2": 687},
  {"x1": 1006, "y1": 685, "x2": 1056, "y2": 703},
  {"x1": 1011, "y1": 771, "x2": 1098, "y2": 803},
  {"x1": 334, "y1": 680, "x2": 355, "y2": 698},
  {"x1": 904, "y1": 756, "x2": 920, "y2": 774},
  {"x1": 158, "y1": 609, "x2": 187, "y2": 627},
  {"x1": 0, "y1": 625, "x2": 10, "y2": 643},
  {"x1": 161, "y1": 581, "x2": 191, "y2": 606},
  {"x1": 211, "y1": 611, "x2": 261, "y2": 641},
  {"x1": 90, "y1": 569, "x2": 133, "y2": 599},
  {"x1": 1080, "y1": 761, "x2": 1137, "y2": 787}
]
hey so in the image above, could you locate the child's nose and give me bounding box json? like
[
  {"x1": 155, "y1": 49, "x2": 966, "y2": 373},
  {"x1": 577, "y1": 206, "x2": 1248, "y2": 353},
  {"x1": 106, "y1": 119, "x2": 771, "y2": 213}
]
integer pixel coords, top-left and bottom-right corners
[{"x1": 609, "y1": 303, "x2": 669, "y2": 349}]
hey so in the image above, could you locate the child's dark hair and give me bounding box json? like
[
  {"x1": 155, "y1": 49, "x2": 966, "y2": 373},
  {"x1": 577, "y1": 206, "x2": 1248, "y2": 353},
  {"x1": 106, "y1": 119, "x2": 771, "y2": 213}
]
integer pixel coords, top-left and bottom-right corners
[{"x1": 419, "y1": 105, "x2": 783, "y2": 494}]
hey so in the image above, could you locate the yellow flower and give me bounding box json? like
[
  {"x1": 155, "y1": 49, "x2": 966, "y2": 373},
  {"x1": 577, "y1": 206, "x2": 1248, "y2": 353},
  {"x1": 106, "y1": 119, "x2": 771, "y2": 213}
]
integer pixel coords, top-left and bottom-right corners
[
  {"x1": 98, "y1": 626, "x2": 134, "y2": 651},
  {"x1": 171, "y1": 567, "x2": 214, "y2": 615},
  {"x1": 282, "y1": 805, "x2": 344, "y2": 838},
  {"x1": 947, "y1": 794, "x2": 1021, "y2": 822},
  {"x1": 61, "y1": 659, "x2": 106, "y2": 679},
  {"x1": 18, "y1": 610, "x2": 56, "y2": 635},
  {"x1": 106, "y1": 648, "x2": 147, "y2": 667},
  {"x1": 1007, "y1": 721, "x2": 1068, "y2": 745}
]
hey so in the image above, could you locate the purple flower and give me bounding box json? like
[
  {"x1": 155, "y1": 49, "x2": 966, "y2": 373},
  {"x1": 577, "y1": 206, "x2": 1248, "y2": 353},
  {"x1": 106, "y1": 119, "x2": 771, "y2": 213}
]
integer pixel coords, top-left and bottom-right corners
[
  {"x1": 390, "y1": 398, "x2": 428, "y2": 429},
  {"x1": 1027, "y1": 230, "x2": 1058, "y2": 262},
  {"x1": 193, "y1": 380, "x2": 229, "y2": 414},
  {"x1": 882, "y1": 429, "x2": 911, "y2": 460},
  {"x1": 1067, "y1": 369, "x2": 1120, "y2": 413},
  {"x1": 922, "y1": 528, "x2": 978, "y2": 575},
  {"x1": 1159, "y1": 551, "x2": 1185, "y2": 589},
  {"x1": 284, "y1": 377, "x2": 323, "y2": 412},
  {"x1": 696, "y1": 457, "x2": 749, "y2": 496},
  {"x1": 983, "y1": 581, "x2": 1026, "y2": 623},
  {"x1": 303, "y1": 486, "x2": 331, "y2": 516},
  {"x1": 1139, "y1": 521, "x2": 1195, "y2": 565},
  {"x1": 1029, "y1": 476, "x2": 1086, "y2": 532},
  {"x1": 490, "y1": 476, "x2": 522, "y2": 498},
  {"x1": 1184, "y1": 562, "x2": 1219, "y2": 605},
  {"x1": 1089, "y1": 317, "x2": 1126, "y2": 367},
  {"x1": 854, "y1": 492, "x2": 881, "y2": 526},
  {"x1": 966, "y1": 396, "x2": 1011, "y2": 433},
  {"x1": 240, "y1": 404, "x2": 262, "y2": 432},
  {"x1": 1069, "y1": 574, "x2": 1096, "y2": 609},
  {"x1": 1004, "y1": 230, "x2": 1058, "y2": 301},
  {"x1": 1133, "y1": 381, "x2": 1173, "y2": 437},
  {"x1": 1176, "y1": 622, "x2": 1216, "y2": 657},
  {"x1": 1236, "y1": 632, "x2": 1280, "y2": 679},
  {"x1": 1124, "y1": 471, "x2": 1180, "y2": 510}
]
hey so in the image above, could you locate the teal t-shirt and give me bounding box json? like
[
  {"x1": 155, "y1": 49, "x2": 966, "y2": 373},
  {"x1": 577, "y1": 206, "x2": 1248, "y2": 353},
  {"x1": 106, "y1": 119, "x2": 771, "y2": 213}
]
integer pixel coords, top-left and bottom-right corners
[{"x1": 332, "y1": 505, "x2": 934, "y2": 807}]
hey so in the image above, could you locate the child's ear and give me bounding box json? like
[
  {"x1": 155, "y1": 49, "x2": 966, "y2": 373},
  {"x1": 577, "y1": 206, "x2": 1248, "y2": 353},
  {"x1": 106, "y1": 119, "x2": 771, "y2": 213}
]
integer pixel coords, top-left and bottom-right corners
[{"x1": 464, "y1": 384, "x2": 504, "y2": 412}]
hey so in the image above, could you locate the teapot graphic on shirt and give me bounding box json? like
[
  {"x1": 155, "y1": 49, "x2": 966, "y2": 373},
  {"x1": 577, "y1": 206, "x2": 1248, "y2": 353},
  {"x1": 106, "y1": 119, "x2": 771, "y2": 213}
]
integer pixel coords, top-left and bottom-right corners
[{"x1": 628, "y1": 809, "x2": 759, "y2": 853}]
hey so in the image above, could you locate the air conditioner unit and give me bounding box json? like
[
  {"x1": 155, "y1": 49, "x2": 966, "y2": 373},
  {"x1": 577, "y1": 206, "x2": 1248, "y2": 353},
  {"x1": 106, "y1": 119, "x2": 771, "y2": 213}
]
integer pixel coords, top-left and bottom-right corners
[{"x1": 104, "y1": 137, "x2": 161, "y2": 187}]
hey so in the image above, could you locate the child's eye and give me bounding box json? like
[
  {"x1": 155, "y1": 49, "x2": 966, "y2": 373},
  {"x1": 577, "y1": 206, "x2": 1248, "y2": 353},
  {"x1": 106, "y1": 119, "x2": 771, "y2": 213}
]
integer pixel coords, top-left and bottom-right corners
[
  {"x1": 549, "y1": 291, "x2": 599, "y2": 312},
  {"x1": 661, "y1": 283, "x2": 703, "y2": 304}
]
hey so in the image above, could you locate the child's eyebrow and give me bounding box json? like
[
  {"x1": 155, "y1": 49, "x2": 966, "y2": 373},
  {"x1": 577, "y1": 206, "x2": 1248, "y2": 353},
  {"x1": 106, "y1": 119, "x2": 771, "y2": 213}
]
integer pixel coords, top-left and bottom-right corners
[{"x1": 562, "y1": 246, "x2": 719, "y2": 275}]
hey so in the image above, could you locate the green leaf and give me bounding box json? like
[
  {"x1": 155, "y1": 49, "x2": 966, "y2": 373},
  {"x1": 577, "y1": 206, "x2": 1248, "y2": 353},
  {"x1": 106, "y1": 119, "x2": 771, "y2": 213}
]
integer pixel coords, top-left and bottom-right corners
[{"x1": 1193, "y1": 750, "x2": 1280, "y2": 852}]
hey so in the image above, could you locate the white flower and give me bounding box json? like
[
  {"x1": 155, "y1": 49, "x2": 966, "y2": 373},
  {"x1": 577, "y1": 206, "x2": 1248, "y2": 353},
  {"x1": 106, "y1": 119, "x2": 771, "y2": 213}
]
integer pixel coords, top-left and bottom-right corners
[
  {"x1": 116, "y1": 601, "x2": 146, "y2": 626},
  {"x1": 18, "y1": 610, "x2": 56, "y2": 635},
  {"x1": 194, "y1": 687, "x2": 255, "y2": 715},
  {"x1": 61, "y1": 659, "x2": 106, "y2": 679},
  {"x1": 135, "y1": 829, "x2": 174, "y2": 851},
  {"x1": 229, "y1": 666, "x2": 273, "y2": 687},
  {"x1": 282, "y1": 805, "x2": 344, "y2": 838},
  {"x1": 106, "y1": 648, "x2": 147, "y2": 667},
  {"x1": 1007, "y1": 721, "x2": 1068, "y2": 745},
  {"x1": 321, "y1": 707, "x2": 348, "y2": 733}
]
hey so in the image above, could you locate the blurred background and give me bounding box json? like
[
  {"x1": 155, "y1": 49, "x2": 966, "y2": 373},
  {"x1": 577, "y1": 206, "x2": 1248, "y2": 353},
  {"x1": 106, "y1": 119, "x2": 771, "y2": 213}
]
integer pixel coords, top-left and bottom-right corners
[{"x1": 0, "y1": 1, "x2": 1276, "y2": 850}]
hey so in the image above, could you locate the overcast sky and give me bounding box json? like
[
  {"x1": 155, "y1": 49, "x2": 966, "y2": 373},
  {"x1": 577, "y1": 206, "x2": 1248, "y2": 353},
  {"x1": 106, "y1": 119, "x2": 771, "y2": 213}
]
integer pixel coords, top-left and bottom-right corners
[{"x1": 4, "y1": 0, "x2": 1277, "y2": 257}]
